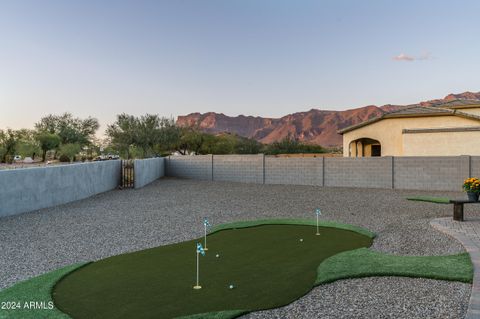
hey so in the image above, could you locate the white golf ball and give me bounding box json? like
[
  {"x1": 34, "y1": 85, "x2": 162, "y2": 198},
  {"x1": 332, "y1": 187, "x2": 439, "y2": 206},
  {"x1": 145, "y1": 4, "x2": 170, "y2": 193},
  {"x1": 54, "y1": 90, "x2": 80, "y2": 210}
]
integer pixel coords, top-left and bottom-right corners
[
  {"x1": 229, "y1": 284, "x2": 234, "y2": 289},
  {"x1": 216, "y1": 254, "x2": 220, "y2": 258},
  {"x1": 299, "y1": 238, "x2": 303, "y2": 242}
]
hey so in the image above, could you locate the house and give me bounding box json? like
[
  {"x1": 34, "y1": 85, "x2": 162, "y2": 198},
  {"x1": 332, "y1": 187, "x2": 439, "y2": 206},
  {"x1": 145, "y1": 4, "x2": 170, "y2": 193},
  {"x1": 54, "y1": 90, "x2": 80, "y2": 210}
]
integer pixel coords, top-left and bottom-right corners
[{"x1": 338, "y1": 100, "x2": 480, "y2": 157}]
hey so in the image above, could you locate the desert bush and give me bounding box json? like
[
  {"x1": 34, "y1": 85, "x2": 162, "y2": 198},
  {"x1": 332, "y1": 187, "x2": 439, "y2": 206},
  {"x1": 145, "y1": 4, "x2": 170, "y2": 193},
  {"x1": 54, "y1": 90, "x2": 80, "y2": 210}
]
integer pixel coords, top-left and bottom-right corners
[
  {"x1": 59, "y1": 154, "x2": 71, "y2": 162},
  {"x1": 58, "y1": 143, "x2": 81, "y2": 162}
]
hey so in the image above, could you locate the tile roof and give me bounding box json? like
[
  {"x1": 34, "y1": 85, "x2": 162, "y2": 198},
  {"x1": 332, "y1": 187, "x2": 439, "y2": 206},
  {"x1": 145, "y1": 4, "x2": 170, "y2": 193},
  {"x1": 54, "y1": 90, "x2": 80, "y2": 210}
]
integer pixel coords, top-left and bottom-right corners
[
  {"x1": 383, "y1": 105, "x2": 453, "y2": 116},
  {"x1": 338, "y1": 103, "x2": 480, "y2": 134}
]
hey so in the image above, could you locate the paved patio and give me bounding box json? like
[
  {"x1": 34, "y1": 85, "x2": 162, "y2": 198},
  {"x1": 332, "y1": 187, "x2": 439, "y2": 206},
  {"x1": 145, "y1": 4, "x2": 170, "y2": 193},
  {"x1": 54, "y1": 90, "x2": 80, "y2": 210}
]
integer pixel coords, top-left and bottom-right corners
[
  {"x1": 431, "y1": 217, "x2": 480, "y2": 319},
  {"x1": 0, "y1": 178, "x2": 477, "y2": 318}
]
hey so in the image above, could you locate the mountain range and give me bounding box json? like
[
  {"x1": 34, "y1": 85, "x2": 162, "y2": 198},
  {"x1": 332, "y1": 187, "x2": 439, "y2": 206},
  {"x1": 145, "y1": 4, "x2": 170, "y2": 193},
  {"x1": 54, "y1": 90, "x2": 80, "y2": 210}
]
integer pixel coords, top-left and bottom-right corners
[{"x1": 176, "y1": 91, "x2": 480, "y2": 147}]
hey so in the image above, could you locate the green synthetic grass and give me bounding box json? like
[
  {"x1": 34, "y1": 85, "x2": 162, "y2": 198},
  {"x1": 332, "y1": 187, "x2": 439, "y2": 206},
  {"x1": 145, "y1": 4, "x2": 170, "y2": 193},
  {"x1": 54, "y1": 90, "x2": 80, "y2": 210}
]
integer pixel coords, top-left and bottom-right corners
[
  {"x1": 209, "y1": 218, "x2": 376, "y2": 239},
  {"x1": 175, "y1": 309, "x2": 248, "y2": 319},
  {"x1": 0, "y1": 263, "x2": 88, "y2": 319},
  {"x1": 53, "y1": 224, "x2": 372, "y2": 319},
  {"x1": 406, "y1": 196, "x2": 451, "y2": 204},
  {"x1": 316, "y1": 248, "x2": 473, "y2": 285}
]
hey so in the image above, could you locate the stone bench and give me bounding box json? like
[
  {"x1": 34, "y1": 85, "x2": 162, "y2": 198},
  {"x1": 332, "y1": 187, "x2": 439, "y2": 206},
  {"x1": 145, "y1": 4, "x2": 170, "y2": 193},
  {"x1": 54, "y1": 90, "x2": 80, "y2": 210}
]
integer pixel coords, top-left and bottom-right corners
[{"x1": 450, "y1": 199, "x2": 480, "y2": 221}]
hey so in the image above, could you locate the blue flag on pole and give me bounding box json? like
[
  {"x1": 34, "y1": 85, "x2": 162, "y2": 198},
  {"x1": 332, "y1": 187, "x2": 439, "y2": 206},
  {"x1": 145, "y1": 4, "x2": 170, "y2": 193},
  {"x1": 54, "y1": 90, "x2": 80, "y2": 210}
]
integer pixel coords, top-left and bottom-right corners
[
  {"x1": 197, "y1": 243, "x2": 206, "y2": 256},
  {"x1": 316, "y1": 208, "x2": 321, "y2": 216},
  {"x1": 204, "y1": 218, "x2": 211, "y2": 227}
]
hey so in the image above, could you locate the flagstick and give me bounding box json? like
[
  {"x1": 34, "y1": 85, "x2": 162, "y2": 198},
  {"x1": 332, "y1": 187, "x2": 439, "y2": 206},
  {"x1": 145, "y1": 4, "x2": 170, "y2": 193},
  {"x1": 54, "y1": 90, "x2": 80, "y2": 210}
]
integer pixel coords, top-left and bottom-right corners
[
  {"x1": 193, "y1": 250, "x2": 201, "y2": 289},
  {"x1": 316, "y1": 213, "x2": 320, "y2": 236},
  {"x1": 204, "y1": 224, "x2": 208, "y2": 251}
]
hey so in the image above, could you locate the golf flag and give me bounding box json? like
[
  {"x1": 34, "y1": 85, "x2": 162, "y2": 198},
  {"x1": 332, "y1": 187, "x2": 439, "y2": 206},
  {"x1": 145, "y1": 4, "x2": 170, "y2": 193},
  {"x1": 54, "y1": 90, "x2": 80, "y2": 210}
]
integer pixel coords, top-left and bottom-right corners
[
  {"x1": 204, "y1": 218, "x2": 211, "y2": 228},
  {"x1": 197, "y1": 243, "x2": 206, "y2": 256},
  {"x1": 316, "y1": 208, "x2": 321, "y2": 216}
]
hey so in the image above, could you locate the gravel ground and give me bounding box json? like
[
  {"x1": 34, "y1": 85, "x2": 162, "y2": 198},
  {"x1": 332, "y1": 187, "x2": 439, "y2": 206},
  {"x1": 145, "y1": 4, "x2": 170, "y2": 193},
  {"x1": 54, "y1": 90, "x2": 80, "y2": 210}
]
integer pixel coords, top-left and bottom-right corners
[
  {"x1": 0, "y1": 178, "x2": 475, "y2": 318},
  {"x1": 245, "y1": 277, "x2": 470, "y2": 319}
]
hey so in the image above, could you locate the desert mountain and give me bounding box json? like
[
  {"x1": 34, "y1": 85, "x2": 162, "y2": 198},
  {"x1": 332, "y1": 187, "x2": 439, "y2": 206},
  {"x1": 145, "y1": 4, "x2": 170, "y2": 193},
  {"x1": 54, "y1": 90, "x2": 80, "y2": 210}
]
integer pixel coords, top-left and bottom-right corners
[{"x1": 176, "y1": 91, "x2": 480, "y2": 147}]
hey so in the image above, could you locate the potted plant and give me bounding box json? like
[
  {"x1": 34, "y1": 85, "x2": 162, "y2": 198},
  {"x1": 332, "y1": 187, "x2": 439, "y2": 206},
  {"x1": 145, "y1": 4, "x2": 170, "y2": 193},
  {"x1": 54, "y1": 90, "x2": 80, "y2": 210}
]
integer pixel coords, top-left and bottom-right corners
[{"x1": 463, "y1": 177, "x2": 480, "y2": 201}]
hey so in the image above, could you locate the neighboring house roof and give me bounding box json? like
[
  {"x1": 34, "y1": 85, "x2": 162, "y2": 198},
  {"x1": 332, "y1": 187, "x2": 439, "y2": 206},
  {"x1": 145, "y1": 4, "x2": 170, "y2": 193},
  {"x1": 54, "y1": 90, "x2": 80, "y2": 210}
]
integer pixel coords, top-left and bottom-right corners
[
  {"x1": 338, "y1": 103, "x2": 480, "y2": 134},
  {"x1": 427, "y1": 99, "x2": 480, "y2": 108}
]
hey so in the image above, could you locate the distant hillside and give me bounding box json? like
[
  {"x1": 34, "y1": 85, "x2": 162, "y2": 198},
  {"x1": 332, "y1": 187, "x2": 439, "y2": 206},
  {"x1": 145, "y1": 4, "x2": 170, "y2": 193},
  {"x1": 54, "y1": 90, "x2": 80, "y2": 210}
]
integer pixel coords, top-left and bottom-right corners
[{"x1": 177, "y1": 91, "x2": 480, "y2": 147}]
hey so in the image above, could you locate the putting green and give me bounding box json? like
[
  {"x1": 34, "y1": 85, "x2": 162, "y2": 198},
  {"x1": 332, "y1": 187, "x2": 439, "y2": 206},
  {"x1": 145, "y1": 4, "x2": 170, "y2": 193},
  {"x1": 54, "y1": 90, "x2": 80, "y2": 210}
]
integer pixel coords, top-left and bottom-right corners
[{"x1": 53, "y1": 224, "x2": 372, "y2": 318}]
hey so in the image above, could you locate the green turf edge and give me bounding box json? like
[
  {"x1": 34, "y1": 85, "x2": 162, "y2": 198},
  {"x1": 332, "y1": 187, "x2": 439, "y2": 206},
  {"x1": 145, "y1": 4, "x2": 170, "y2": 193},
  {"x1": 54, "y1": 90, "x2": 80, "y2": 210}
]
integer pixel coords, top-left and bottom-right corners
[
  {"x1": 0, "y1": 262, "x2": 89, "y2": 319},
  {"x1": 174, "y1": 309, "x2": 249, "y2": 319},
  {"x1": 406, "y1": 196, "x2": 451, "y2": 204},
  {"x1": 315, "y1": 248, "x2": 473, "y2": 285},
  {"x1": 209, "y1": 218, "x2": 376, "y2": 239}
]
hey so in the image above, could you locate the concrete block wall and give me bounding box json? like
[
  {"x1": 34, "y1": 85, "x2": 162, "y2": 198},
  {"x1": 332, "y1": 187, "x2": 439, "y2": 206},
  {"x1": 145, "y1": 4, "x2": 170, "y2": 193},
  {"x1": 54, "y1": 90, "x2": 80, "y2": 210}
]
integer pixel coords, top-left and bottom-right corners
[
  {"x1": 265, "y1": 157, "x2": 323, "y2": 186},
  {"x1": 213, "y1": 155, "x2": 264, "y2": 184},
  {"x1": 165, "y1": 154, "x2": 478, "y2": 191},
  {"x1": 470, "y1": 157, "x2": 480, "y2": 178},
  {"x1": 393, "y1": 156, "x2": 468, "y2": 191},
  {"x1": 0, "y1": 161, "x2": 121, "y2": 218},
  {"x1": 166, "y1": 155, "x2": 212, "y2": 180},
  {"x1": 134, "y1": 158, "x2": 165, "y2": 189},
  {"x1": 324, "y1": 157, "x2": 393, "y2": 189}
]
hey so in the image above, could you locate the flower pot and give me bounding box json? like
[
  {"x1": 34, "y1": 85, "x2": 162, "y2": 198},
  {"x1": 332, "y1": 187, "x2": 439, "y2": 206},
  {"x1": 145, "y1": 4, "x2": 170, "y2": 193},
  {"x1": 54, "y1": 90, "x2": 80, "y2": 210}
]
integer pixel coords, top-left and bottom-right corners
[{"x1": 467, "y1": 191, "x2": 479, "y2": 202}]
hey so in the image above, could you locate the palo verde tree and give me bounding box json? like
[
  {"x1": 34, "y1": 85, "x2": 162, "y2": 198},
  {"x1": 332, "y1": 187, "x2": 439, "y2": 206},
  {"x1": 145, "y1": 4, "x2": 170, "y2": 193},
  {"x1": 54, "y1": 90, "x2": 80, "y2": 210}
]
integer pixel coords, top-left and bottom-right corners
[
  {"x1": 107, "y1": 114, "x2": 180, "y2": 158},
  {"x1": 35, "y1": 113, "x2": 99, "y2": 160},
  {"x1": 35, "y1": 132, "x2": 61, "y2": 161},
  {"x1": 15, "y1": 129, "x2": 41, "y2": 160},
  {"x1": 106, "y1": 114, "x2": 139, "y2": 159},
  {"x1": 35, "y1": 113, "x2": 99, "y2": 146}
]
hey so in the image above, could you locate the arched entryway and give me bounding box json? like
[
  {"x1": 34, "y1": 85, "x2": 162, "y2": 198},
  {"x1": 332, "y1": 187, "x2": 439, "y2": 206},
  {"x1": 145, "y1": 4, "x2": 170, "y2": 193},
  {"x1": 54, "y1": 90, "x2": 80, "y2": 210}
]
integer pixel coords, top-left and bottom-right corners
[{"x1": 348, "y1": 138, "x2": 381, "y2": 157}]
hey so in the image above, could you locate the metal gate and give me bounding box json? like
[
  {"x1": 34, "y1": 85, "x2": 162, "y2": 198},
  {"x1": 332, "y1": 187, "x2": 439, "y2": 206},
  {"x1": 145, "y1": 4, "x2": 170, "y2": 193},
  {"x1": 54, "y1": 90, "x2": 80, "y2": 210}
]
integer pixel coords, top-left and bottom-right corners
[{"x1": 120, "y1": 159, "x2": 134, "y2": 188}]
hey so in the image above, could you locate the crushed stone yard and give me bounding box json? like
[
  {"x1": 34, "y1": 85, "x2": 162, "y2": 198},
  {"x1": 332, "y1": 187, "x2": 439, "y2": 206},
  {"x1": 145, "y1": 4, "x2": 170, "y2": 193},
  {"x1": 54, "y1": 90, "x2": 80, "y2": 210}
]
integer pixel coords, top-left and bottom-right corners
[{"x1": 0, "y1": 177, "x2": 474, "y2": 318}]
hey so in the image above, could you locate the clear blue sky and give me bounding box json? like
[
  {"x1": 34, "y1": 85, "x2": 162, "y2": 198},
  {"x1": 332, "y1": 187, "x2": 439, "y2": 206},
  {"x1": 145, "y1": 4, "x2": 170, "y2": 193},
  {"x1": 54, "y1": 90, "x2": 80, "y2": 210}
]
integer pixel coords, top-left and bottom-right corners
[{"x1": 1, "y1": 0, "x2": 479, "y2": 132}]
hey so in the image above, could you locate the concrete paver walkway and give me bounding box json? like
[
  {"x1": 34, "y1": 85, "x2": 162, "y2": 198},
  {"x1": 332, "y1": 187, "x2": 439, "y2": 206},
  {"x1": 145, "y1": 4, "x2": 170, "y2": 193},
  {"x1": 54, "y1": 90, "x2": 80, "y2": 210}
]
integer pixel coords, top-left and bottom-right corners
[{"x1": 431, "y1": 217, "x2": 480, "y2": 319}]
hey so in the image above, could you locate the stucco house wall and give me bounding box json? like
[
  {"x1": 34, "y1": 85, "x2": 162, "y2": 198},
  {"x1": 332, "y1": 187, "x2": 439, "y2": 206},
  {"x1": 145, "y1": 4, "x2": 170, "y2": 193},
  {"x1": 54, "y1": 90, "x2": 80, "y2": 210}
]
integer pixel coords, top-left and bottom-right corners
[
  {"x1": 403, "y1": 130, "x2": 480, "y2": 156},
  {"x1": 342, "y1": 115, "x2": 480, "y2": 157}
]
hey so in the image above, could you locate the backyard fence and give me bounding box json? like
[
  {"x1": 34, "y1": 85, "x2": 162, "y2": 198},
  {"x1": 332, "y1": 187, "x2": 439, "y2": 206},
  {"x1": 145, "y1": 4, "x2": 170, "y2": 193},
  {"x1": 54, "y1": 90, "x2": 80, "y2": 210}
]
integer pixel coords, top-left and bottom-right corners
[
  {"x1": 0, "y1": 158, "x2": 166, "y2": 218},
  {"x1": 133, "y1": 158, "x2": 165, "y2": 189},
  {"x1": 0, "y1": 161, "x2": 122, "y2": 218},
  {"x1": 165, "y1": 154, "x2": 477, "y2": 192},
  {"x1": 120, "y1": 159, "x2": 135, "y2": 188}
]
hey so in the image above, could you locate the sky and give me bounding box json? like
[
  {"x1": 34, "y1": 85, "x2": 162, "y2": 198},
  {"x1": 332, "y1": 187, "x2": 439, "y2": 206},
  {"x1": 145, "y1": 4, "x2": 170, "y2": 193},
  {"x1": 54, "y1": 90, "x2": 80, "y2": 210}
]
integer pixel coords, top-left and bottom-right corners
[{"x1": 1, "y1": 0, "x2": 480, "y2": 134}]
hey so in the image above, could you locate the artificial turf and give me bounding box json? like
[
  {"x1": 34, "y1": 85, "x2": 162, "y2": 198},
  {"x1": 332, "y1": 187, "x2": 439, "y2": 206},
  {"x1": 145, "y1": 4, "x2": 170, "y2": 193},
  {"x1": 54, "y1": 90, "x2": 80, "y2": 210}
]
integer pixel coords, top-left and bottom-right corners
[
  {"x1": 209, "y1": 218, "x2": 376, "y2": 239},
  {"x1": 0, "y1": 263, "x2": 88, "y2": 319},
  {"x1": 316, "y1": 248, "x2": 473, "y2": 285},
  {"x1": 53, "y1": 224, "x2": 372, "y2": 319},
  {"x1": 406, "y1": 196, "x2": 451, "y2": 204}
]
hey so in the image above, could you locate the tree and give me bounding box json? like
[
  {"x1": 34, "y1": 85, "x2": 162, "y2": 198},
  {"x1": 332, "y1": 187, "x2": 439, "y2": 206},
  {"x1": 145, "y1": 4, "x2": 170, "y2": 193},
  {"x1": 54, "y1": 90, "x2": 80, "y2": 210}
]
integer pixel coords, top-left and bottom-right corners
[
  {"x1": 58, "y1": 143, "x2": 81, "y2": 162},
  {"x1": 136, "y1": 114, "x2": 162, "y2": 157},
  {"x1": 235, "y1": 137, "x2": 262, "y2": 154},
  {"x1": 0, "y1": 129, "x2": 18, "y2": 163},
  {"x1": 106, "y1": 114, "x2": 139, "y2": 159},
  {"x1": 176, "y1": 128, "x2": 206, "y2": 155},
  {"x1": 264, "y1": 135, "x2": 326, "y2": 155},
  {"x1": 107, "y1": 114, "x2": 180, "y2": 158},
  {"x1": 36, "y1": 132, "x2": 61, "y2": 161},
  {"x1": 15, "y1": 129, "x2": 41, "y2": 160},
  {"x1": 158, "y1": 118, "x2": 182, "y2": 154},
  {"x1": 35, "y1": 113, "x2": 99, "y2": 147}
]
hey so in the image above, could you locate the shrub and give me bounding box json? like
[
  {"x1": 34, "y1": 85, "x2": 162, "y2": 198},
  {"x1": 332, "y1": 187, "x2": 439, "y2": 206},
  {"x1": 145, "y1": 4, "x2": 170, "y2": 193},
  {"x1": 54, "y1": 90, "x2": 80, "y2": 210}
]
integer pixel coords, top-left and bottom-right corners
[
  {"x1": 264, "y1": 136, "x2": 326, "y2": 155},
  {"x1": 59, "y1": 154, "x2": 71, "y2": 162},
  {"x1": 58, "y1": 143, "x2": 81, "y2": 162}
]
